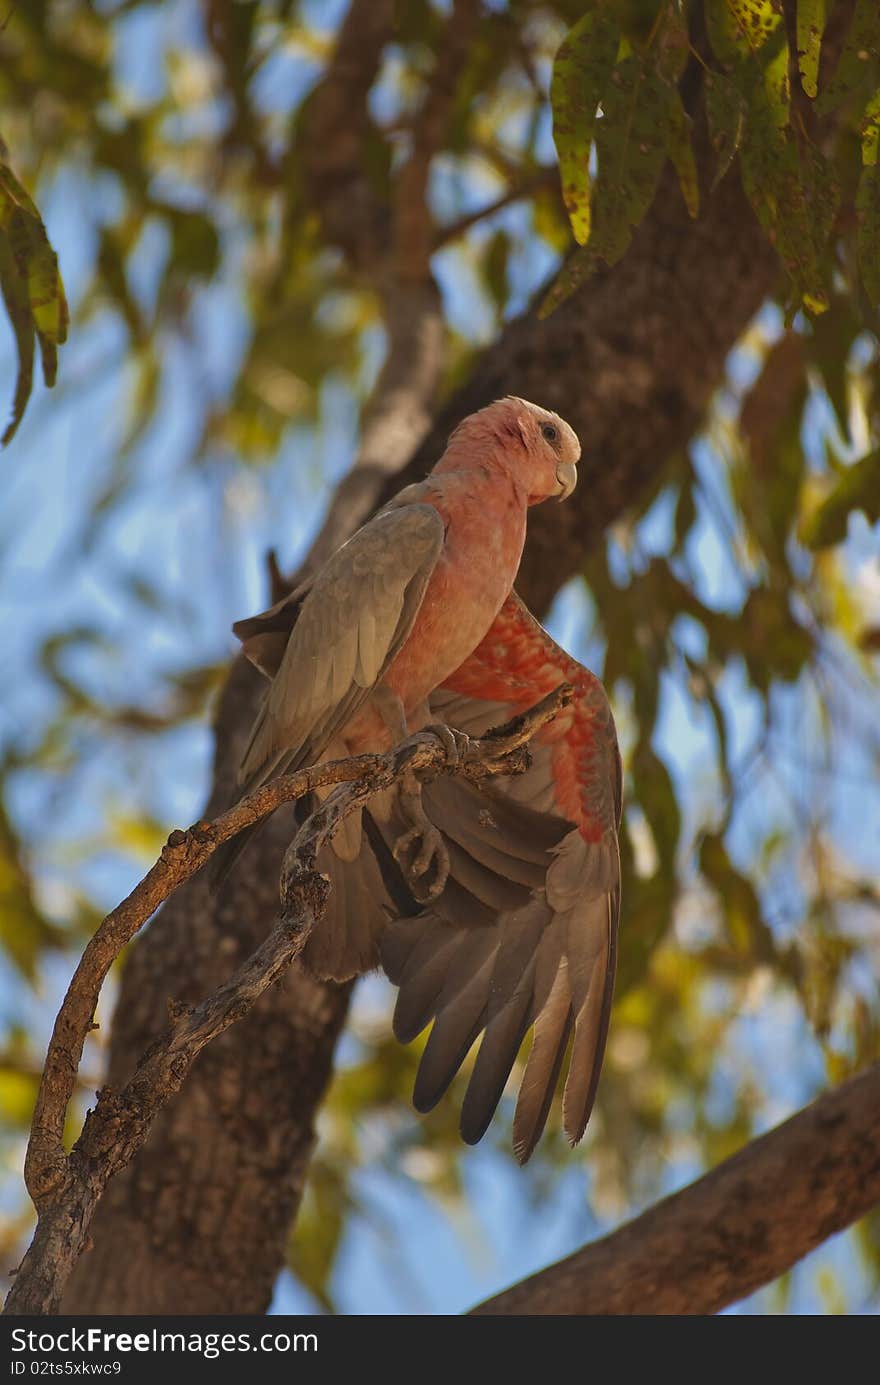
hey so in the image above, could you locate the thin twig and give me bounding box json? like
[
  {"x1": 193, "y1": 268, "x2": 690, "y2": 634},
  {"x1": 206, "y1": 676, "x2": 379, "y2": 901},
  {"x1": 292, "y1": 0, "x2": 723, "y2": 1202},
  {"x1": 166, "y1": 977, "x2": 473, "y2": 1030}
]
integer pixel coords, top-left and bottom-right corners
[
  {"x1": 433, "y1": 167, "x2": 558, "y2": 250},
  {"x1": 4, "y1": 685, "x2": 572, "y2": 1316}
]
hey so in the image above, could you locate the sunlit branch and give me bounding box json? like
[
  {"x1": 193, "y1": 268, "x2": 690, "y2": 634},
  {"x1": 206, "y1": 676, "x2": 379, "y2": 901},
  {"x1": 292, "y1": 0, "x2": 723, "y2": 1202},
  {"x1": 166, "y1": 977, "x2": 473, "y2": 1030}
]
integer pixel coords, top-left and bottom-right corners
[{"x1": 4, "y1": 686, "x2": 572, "y2": 1316}]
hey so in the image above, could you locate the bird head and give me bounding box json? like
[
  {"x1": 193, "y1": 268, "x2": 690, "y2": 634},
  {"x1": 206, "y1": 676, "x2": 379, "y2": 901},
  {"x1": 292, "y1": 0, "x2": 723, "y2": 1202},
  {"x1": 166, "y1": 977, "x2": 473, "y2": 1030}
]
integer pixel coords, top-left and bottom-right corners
[
  {"x1": 447, "y1": 397, "x2": 580, "y2": 504},
  {"x1": 505, "y1": 397, "x2": 580, "y2": 503}
]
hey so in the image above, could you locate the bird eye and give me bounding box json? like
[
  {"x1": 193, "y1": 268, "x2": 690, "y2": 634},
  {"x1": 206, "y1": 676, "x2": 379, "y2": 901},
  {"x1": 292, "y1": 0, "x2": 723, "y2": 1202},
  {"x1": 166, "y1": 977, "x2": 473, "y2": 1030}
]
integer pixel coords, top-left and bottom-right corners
[{"x1": 541, "y1": 423, "x2": 559, "y2": 444}]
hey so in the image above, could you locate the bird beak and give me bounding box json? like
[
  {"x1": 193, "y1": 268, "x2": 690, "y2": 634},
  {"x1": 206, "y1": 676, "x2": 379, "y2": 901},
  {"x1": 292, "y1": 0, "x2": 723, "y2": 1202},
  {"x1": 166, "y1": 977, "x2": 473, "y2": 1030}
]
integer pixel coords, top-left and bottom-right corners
[{"x1": 555, "y1": 461, "x2": 578, "y2": 502}]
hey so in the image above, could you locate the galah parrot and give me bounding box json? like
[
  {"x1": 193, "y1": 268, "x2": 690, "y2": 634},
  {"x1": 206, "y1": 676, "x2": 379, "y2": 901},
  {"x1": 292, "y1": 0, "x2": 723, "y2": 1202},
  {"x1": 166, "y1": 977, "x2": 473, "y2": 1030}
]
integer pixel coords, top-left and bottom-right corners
[{"x1": 218, "y1": 396, "x2": 622, "y2": 1161}]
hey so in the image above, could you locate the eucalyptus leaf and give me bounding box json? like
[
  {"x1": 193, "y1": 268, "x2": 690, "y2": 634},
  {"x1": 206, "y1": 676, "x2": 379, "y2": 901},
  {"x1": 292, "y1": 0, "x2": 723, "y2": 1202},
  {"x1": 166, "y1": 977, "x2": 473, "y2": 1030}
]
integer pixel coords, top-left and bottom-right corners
[
  {"x1": 0, "y1": 157, "x2": 68, "y2": 444},
  {"x1": 550, "y1": 4, "x2": 622, "y2": 246},
  {"x1": 802, "y1": 448, "x2": 880, "y2": 548},
  {"x1": 815, "y1": 0, "x2": 880, "y2": 115},
  {"x1": 796, "y1": 0, "x2": 826, "y2": 99}
]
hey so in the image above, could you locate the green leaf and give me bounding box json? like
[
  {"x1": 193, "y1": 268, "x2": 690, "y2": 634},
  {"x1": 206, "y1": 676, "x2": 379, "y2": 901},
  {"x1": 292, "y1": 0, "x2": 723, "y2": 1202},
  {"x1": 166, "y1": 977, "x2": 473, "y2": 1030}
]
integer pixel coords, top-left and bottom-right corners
[
  {"x1": 673, "y1": 474, "x2": 697, "y2": 549},
  {"x1": 856, "y1": 161, "x2": 880, "y2": 305},
  {"x1": 815, "y1": 0, "x2": 880, "y2": 115},
  {"x1": 550, "y1": 4, "x2": 622, "y2": 246},
  {"x1": 698, "y1": 832, "x2": 773, "y2": 960},
  {"x1": 589, "y1": 55, "x2": 678, "y2": 264},
  {"x1": 0, "y1": 235, "x2": 34, "y2": 448},
  {"x1": 667, "y1": 91, "x2": 699, "y2": 217},
  {"x1": 861, "y1": 87, "x2": 880, "y2": 166},
  {"x1": 631, "y1": 745, "x2": 680, "y2": 867},
  {"x1": 0, "y1": 800, "x2": 64, "y2": 980},
  {"x1": 716, "y1": 11, "x2": 836, "y2": 315},
  {"x1": 541, "y1": 3, "x2": 690, "y2": 314},
  {"x1": 807, "y1": 296, "x2": 860, "y2": 440},
  {"x1": 802, "y1": 447, "x2": 880, "y2": 548},
  {"x1": 735, "y1": 587, "x2": 813, "y2": 690},
  {"x1": 705, "y1": 72, "x2": 748, "y2": 188},
  {"x1": 856, "y1": 92, "x2": 880, "y2": 304},
  {"x1": 797, "y1": 0, "x2": 826, "y2": 98},
  {"x1": 708, "y1": 0, "x2": 784, "y2": 63},
  {"x1": 165, "y1": 206, "x2": 221, "y2": 281},
  {"x1": 0, "y1": 158, "x2": 68, "y2": 444},
  {"x1": 483, "y1": 227, "x2": 511, "y2": 316}
]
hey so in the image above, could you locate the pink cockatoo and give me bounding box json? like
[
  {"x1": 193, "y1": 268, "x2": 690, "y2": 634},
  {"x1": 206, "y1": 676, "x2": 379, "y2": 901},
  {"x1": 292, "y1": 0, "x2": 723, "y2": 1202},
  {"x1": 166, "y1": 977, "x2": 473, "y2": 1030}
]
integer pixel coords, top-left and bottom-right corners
[{"x1": 219, "y1": 397, "x2": 622, "y2": 1161}]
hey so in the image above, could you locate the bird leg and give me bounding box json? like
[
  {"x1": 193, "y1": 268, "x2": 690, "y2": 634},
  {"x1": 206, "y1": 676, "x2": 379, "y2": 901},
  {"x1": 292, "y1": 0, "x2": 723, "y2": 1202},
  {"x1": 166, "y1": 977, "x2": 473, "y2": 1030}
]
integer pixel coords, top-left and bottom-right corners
[
  {"x1": 392, "y1": 775, "x2": 449, "y2": 903},
  {"x1": 371, "y1": 688, "x2": 453, "y2": 902}
]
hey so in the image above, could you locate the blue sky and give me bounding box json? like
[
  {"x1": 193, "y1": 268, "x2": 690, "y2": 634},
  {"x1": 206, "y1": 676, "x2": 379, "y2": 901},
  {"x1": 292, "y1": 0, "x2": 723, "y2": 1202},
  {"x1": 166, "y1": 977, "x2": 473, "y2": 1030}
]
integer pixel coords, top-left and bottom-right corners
[{"x1": 1, "y1": 0, "x2": 878, "y2": 1317}]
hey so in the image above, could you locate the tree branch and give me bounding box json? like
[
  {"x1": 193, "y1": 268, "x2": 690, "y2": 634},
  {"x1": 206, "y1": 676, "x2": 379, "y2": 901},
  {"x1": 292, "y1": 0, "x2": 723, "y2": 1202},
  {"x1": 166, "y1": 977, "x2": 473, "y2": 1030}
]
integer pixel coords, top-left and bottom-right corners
[
  {"x1": 299, "y1": 0, "x2": 394, "y2": 267},
  {"x1": 62, "y1": 22, "x2": 813, "y2": 1317},
  {"x1": 394, "y1": 0, "x2": 481, "y2": 281},
  {"x1": 383, "y1": 156, "x2": 780, "y2": 615},
  {"x1": 472, "y1": 1060, "x2": 880, "y2": 1315},
  {"x1": 5, "y1": 687, "x2": 572, "y2": 1316},
  {"x1": 433, "y1": 168, "x2": 558, "y2": 251},
  {"x1": 298, "y1": 1, "x2": 479, "y2": 577}
]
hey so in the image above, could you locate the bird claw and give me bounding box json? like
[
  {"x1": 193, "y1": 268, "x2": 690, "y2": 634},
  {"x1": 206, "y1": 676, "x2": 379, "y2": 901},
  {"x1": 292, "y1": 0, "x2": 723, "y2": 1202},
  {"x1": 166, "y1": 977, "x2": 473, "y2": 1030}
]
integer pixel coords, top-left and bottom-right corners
[
  {"x1": 394, "y1": 768, "x2": 450, "y2": 902},
  {"x1": 393, "y1": 822, "x2": 450, "y2": 903},
  {"x1": 425, "y1": 723, "x2": 471, "y2": 765}
]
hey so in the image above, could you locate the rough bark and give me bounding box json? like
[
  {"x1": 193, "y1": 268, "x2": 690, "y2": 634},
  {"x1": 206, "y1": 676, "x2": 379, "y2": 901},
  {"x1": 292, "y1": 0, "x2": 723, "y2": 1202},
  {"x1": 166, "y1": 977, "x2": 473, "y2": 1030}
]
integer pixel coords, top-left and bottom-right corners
[
  {"x1": 473, "y1": 1060, "x2": 880, "y2": 1316},
  {"x1": 8, "y1": 699, "x2": 563, "y2": 1315},
  {"x1": 61, "y1": 115, "x2": 781, "y2": 1321},
  {"x1": 62, "y1": 659, "x2": 352, "y2": 1315},
  {"x1": 385, "y1": 159, "x2": 778, "y2": 614}
]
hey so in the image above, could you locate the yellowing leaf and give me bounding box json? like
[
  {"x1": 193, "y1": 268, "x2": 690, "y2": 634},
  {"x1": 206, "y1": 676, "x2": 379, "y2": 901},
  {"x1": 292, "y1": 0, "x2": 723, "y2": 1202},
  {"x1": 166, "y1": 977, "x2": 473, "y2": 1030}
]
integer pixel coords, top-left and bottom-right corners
[
  {"x1": 856, "y1": 160, "x2": 880, "y2": 306},
  {"x1": 550, "y1": 5, "x2": 622, "y2": 245},
  {"x1": 815, "y1": 0, "x2": 880, "y2": 115},
  {"x1": 855, "y1": 90, "x2": 880, "y2": 304},
  {"x1": 589, "y1": 56, "x2": 678, "y2": 264},
  {"x1": 721, "y1": 0, "x2": 784, "y2": 58},
  {"x1": 797, "y1": 0, "x2": 826, "y2": 98},
  {"x1": 861, "y1": 88, "x2": 880, "y2": 166}
]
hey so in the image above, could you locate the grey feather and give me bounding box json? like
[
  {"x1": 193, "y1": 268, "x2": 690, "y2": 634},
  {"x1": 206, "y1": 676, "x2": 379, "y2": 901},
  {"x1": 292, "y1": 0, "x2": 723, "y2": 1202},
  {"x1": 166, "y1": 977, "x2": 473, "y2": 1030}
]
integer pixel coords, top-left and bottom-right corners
[
  {"x1": 460, "y1": 958, "x2": 536, "y2": 1145},
  {"x1": 238, "y1": 504, "x2": 444, "y2": 790},
  {"x1": 303, "y1": 819, "x2": 393, "y2": 981},
  {"x1": 512, "y1": 964, "x2": 573, "y2": 1163}
]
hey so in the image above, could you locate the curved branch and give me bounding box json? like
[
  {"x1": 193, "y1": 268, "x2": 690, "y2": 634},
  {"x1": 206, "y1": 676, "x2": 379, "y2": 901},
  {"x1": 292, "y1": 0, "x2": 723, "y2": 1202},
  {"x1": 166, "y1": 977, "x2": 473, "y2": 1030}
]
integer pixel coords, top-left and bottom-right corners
[
  {"x1": 472, "y1": 1060, "x2": 880, "y2": 1315},
  {"x1": 4, "y1": 686, "x2": 572, "y2": 1317}
]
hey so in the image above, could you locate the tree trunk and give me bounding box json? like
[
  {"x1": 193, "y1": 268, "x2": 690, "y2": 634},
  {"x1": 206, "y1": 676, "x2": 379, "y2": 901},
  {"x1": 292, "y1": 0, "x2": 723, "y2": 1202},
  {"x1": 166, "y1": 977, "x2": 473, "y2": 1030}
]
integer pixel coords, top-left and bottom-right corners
[{"x1": 62, "y1": 159, "x2": 778, "y2": 1312}]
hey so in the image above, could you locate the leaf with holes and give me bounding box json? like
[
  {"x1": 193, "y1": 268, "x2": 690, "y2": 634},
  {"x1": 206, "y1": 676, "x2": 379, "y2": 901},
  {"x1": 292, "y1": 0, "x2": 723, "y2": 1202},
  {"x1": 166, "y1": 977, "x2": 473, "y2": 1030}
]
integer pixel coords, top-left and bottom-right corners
[
  {"x1": 856, "y1": 89, "x2": 880, "y2": 305},
  {"x1": 709, "y1": 0, "x2": 784, "y2": 62},
  {"x1": 589, "y1": 56, "x2": 679, "y2": 265},
  {"x1": 730, "y1": 19, "x2": 835, "y2": 314},
  {"x1": 815, "y1": 0, "x2": 879, "y2": 115},
  {"x1": 797, "y1": 0, "x2": 826, "y2": 98},
  {"x1": 541, "y1": 3, "x2": 688, "y2": 314},
  {"x1": 550, "y1": 4, "x2": 622, "y2": 246}
]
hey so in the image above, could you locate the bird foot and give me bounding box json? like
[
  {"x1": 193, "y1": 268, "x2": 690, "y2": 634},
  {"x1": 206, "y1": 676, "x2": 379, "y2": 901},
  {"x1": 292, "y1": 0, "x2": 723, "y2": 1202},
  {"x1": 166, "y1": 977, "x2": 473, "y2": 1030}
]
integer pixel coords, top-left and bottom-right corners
[
  {"x1": 425, "y1": 723, "x2": 471, "y2": 765},
  {"x1": 393, "y1": 771, "x2": 450, "y2": 903}
]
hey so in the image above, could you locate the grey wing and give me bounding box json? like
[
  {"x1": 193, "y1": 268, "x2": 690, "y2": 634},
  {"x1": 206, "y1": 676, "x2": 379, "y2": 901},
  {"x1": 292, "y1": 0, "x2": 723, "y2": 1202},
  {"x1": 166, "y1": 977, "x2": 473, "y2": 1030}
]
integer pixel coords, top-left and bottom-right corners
[
  {"x1": 238, "y1": 503, "x2": 445, "y2": 790},
  {"x1": 379, "y1": 682, "x2": 621, "y2": 1164}
]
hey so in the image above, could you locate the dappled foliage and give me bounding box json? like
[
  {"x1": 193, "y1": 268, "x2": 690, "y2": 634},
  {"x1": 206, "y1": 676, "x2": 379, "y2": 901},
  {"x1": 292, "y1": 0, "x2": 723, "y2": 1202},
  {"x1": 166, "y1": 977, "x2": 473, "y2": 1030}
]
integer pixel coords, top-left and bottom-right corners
[
  {"x1": 0, "y1": 0, "x2": 878, "y2": 1314},
  {"x1": 548, "y1": 0, "x2": 880, "y2": 317}
]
